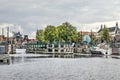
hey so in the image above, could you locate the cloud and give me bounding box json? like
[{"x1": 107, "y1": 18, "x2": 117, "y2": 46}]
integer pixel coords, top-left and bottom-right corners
[
  {"x1": 77, "y1": 21, "x2": 120, "y2": 32},
  {"x1": 0, "y1": 0, "x2": 120, "y2": 39}
]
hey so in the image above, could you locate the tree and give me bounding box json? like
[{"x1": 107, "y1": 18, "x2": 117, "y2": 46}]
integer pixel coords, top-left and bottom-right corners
[
  {"x1": 57, "y1": 25, "x2": 65, "y2": 42},
  {"x1": 89, "y1": 30, "x2": 97, "y2": 44},
  {"x1": 35, "y1": 22, "x2": 78, "y2": 43},
  {"x1": 100, "y1": 26, "x2": 110, "y2": 43},
  {"x1": 36, "y1": 29, "x2": 44, "y2": 41},
  {"x1": 57, "y1": 22, "x2": 77, "y2": 42},
  {"x1": 76, "y1": 32, "x2": 83, "y2": 42},
  {"x1": 44, "y1": 25, "x2": 57, "y2": 42}
]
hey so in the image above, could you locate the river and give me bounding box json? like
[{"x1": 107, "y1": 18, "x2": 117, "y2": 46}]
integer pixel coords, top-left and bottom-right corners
[{"x1": 0, "y1": 54, "x2": 120, "y2": 80}]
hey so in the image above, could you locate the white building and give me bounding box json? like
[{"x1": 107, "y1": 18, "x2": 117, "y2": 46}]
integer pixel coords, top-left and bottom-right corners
[{"x1": 96, "y1": 22, "x2": 120, "y2": 43}]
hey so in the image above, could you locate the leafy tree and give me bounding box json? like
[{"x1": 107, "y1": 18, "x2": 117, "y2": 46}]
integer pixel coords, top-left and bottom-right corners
[
  {"x1": 100, "y1": 26, "x2": 110, "y2": 43},
  {"x1": 57, "y1": 22, "x2": 77, "y2": 42},
  {"x1": 44, "y1": 25, "x2": 57, "y2": 42},
  {"x1": 57, "y1": 25, "x2": 65, "y2": 42},
  {"x1": 89, "y1": 31, "x2": 97, "y2": 44},
  {"x1": 36, "y1": 29, "x2": 44, "y2": 41},
  {"x1": 76, "y1": 32, "x2": 83, "y2": 42},
  {"x1": 36, "y1": 22, "x2": 78, "y2": 43}
]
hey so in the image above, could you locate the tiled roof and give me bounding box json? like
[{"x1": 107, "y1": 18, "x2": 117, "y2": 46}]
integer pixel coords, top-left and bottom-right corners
[{"x1": 79, "y1": 31, "x2": 96, "y2": 35}]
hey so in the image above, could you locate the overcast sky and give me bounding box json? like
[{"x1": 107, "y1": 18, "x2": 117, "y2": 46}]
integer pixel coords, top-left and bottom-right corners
[{"x1": 0, "y1": 0, "x2": 120, "y2": 38}]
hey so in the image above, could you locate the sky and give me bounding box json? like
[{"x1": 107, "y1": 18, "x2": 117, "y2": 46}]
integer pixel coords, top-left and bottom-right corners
[{"x1": 0, "y1": 0, "x2": 120, "y2": 39}]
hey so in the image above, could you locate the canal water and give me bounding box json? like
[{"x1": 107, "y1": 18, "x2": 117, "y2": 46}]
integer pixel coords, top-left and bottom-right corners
[{"x1": 0, "y1": 54, "x2": 120, "y2": 80}]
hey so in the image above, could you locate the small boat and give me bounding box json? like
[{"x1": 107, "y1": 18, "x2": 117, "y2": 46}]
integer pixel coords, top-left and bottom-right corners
[{"x1": 90, "y1": 43, "x2": 112, "y2": 55}]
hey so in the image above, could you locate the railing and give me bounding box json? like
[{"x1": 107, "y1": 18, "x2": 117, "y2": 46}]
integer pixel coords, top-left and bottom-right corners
[
  {"x1": 25, "y1": 43, "x2": 74, "y2": 54},
  {"x1": 46, "y1": 43, "x2": 74, "y2": 53}
]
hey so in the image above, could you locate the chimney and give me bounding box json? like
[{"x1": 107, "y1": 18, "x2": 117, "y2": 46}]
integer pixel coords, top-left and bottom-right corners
[
  {"x1": 100, "y1": 24, "x2": 103, "y2": 29},
  {"x1": 116, "y1": 22, "x2": 118, "y2": 27},
  {"x1": 104, "y1": 24, "x2": 106, "y2": 28}
]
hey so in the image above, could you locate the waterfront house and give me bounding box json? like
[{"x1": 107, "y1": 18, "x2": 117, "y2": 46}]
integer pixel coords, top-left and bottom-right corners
[
  {"x1": 79, "y1": 31, "x2": 96, "y2": 36},
  {"x1": 96, "y1": 22, "x2": 120, "y2": 43},
  {"x1": 0, "y1": 35, "x2": 5, "y2": 41},
  {"x1": 0, "y1": 35, "x2": 11, "y2": 42}
]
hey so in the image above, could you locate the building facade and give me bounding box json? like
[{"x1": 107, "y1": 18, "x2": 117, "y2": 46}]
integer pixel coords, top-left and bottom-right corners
[{"x1": 96, "y1": 22, "x2": 120, "y2": 43}]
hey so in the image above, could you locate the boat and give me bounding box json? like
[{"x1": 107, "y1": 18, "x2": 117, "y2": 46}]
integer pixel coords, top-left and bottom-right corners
[{"x1": 90, "y1": 43, "x2": 112, "y2": 55}]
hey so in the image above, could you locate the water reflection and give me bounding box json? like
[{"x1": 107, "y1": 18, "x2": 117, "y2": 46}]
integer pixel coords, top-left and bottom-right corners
[
  {"x1": 0, "y1": 53, "x2": 120, "y2": 65},
  {"x1": 0, "y1": 54, "x2": 120, "y2": 80},
  {"x1": 10, "y1": 57, "x2": 25, "y2": 64}
]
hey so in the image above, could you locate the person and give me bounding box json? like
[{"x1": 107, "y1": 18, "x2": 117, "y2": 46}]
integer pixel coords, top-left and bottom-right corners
[{"x1": 72, "y1": 42, "x2": 75, "y2": 47}]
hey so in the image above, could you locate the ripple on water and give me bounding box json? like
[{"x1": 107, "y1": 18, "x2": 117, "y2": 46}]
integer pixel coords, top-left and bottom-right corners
[{"x1": 0, "y1": 56, "x2": 120, "y2": 80}]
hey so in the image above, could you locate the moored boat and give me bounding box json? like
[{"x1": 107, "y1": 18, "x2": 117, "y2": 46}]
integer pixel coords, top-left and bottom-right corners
[{"x1": 90, "y1": 43, "x2": 112, "y2": 55}]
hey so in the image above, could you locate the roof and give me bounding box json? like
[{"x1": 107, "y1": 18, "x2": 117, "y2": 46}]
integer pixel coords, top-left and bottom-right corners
[
  {"x1": 13, "y1": 32, "x2": 23, "y2": 39},
  {"x1": 98, "y1": 27, "x2": 119, "y2": 33},
  {"x1": 108, "y1": 27, "x2": 116, "y2": 32},
  {"x1": 79, "y1": 31, "x2": 96, "y2": 35}
]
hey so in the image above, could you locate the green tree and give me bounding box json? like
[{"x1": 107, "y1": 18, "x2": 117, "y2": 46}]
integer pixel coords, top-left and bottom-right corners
[
  {"x1": 36, "y1": 22, "x2": 78, "y2": 43},
  {"x1": 57, "y1": 25, "x2": 64, "y2": 42},
  {"x1": 57, "y1": 22, "x2": 77, "y2": 42},
  {"x1": 89, "y1": 31, "x2": 97, "y2": 44},
  {"x1": 44, "y1": 25, "x2": 57, "y2": 42},
  {"x1": 100, "y1": 26, "x2": 110, "y2": 43},
  {"x1": 36, "y1": 29, "x2": 44, "y2": 41},
  {"x1": 76, "y1": 32, "x2": 83, "y2": 42}
]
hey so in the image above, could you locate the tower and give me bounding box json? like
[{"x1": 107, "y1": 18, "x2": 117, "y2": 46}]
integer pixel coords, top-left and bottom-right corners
[
  {"x1": 100, "y1": 24, "x2": 103, "y2": 29},
  {"x1": 116, "y1": 22, "x2": 118, "y2": 27}
]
